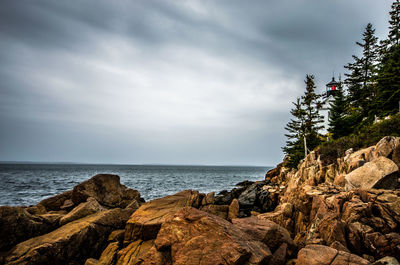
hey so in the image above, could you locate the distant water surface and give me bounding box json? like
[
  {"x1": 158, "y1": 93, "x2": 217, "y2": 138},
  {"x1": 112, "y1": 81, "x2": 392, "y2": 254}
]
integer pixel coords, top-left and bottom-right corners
[{"x1": 0, "y1": 164, "x2": 270, "y2": 206}]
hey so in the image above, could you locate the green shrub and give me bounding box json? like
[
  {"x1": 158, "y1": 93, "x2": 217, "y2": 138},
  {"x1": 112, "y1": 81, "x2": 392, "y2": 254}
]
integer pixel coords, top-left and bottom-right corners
[{"x1": 318, "y1": 113, "x2": 400, "y2": 164}]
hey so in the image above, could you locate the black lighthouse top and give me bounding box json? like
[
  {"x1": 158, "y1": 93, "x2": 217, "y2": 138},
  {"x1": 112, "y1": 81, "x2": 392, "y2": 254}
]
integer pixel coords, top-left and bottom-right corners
[{"x1": 326, "y1": 77, "x2": 340, "y2": 97}]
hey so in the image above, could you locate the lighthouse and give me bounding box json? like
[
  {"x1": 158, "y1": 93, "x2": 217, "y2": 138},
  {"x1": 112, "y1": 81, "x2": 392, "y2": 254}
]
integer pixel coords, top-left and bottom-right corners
[
  {"x1": 320, "y1": 76, "x2": 342, "y2": 134},
  {"x1": 325, "y1": 77, "x2": 340, "y2": 97}
]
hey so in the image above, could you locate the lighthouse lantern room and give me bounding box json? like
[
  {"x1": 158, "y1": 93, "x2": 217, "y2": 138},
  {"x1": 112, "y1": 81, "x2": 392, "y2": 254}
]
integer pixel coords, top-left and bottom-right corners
[{"x1": 326, "y1": 77, "x2": 340, "y2": 97}]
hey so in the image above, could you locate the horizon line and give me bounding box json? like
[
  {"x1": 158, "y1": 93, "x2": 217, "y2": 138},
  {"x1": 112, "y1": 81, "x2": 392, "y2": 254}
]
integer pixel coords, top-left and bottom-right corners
[{"x1": 0, "y1": 161, "x2": 271, "y2": 168}]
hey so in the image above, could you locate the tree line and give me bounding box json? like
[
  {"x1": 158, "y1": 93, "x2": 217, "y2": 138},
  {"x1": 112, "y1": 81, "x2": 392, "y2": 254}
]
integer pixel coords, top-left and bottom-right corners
[{"x1": 283, "y1": 0, "x2": 400, "y2": 168}]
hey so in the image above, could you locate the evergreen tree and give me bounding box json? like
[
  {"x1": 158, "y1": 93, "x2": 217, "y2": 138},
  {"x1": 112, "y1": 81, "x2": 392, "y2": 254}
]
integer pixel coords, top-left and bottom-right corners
[
  {"x1": 328, "y1": 81, "x2": 352, "y2": 139},
  {"x1": 282, "y1": 75, "x2": 323, "y2": 167},
  {"x1": 375, "y1": 1, "x2": 400, "y2": 116},
  {"x1": 344, "y1": 23, "x2": 379, "y2": 121},
  {"x1": 388, "y1": 0, "x2": 400, "y2": 47},
  {"x1": 282, "y1": 98, "x2": 306, "y2": 168},
  {"x1": 376, "y1": 44, "x2": 400, "y2": 116},
  {"x1": 302, "y1": 74, "x2": 324, "y2": 150}
]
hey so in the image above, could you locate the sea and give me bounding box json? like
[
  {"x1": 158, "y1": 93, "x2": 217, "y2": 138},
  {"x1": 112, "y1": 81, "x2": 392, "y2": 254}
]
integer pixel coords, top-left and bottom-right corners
[{"x1": 0, "y1": 163, "x2": 270, "y2": 206}]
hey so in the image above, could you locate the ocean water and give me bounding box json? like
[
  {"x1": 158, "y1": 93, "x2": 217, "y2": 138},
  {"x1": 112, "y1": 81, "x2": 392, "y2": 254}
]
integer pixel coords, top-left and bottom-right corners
[{"x1": 0, "y1": 164, "x2": 270, "y2": 206}]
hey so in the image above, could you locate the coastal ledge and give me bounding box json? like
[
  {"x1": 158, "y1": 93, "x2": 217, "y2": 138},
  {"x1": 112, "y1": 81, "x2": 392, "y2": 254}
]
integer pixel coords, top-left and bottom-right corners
[{"x1": 0, "y1": 136, "x2": 400, "y2": 265}]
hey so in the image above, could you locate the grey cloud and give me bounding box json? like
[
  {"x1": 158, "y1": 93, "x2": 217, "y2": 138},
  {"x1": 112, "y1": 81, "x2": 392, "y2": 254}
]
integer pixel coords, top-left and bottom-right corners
[{"x1": 0, "y1": 0, "x2": 393, "y2": 166}]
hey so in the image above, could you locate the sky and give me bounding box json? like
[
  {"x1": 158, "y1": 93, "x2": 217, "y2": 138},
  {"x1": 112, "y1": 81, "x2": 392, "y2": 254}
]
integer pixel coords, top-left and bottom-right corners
[{"x1": 0, "y1": 0, "x2": 393, "y2": 166}]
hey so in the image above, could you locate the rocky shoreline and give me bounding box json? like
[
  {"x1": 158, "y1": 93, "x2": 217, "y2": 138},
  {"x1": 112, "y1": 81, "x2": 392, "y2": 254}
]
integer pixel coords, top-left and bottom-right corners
[{"x1": 1, "y1": 136, "x2": 400, "y2": 265}]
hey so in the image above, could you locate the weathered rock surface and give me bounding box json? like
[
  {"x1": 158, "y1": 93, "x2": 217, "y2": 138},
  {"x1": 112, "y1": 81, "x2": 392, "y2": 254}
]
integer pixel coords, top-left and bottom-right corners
[
  {"x1": 3, "y1": 208, "x2": 133, "y2": 265},
  {"x1": 228, "y1": 198, "x2": 239, "y2": 220},
  {"x1": 296, "y1": 244, "x2": 371, "y2": 265},
  {"x1": 373, "y1": 256, "x2": 400, "y2": 265},
  {"x1": 85, "y1": 242, "x2": 120, "y2": 265},
  {"x1": 0, "y1": 206, "x2": 54, "y2": 251},
  {"x1": 72, "y1": 174, "x2": 141, "y2": 208},
  {"x1": 37, "y1": 190, "x2": 73, "y2": 211},
  {"x1": 231, "y1": 216, "x2": 295, "y2": 257},
  {"x1": 153, "y1": 207, "x2": 272, "y2": 265},
  {"x1": 116, "y1": 239, "x2": 155, "y2": 265},
  {"x1": 199, "y1": 204, "x2": 229, "y2": 219},
  {"x1": 59, "y1": 197, "x2": 106, "y2": 226},
  {"x1": 345, "y1": 156, "x2": 399, "y2": 190},
  {"x1": 124, "y1": 190, "x2": 202, "y2": 243},
  {"x1": 260, "y1": 136, "x2": 400, "y2": 263}
]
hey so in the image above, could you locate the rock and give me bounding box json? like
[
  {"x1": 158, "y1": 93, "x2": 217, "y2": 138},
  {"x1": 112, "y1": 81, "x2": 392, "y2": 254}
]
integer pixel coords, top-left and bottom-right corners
[
  {"x1": 348, "y1": 160, "x2": 366, "y2": 172},
  {"x1": 85, "y1": 258, "x2": 99, "y2": 265},
  {"x1": 296, "y1": 244, "x2": 371, "y2": 265},
  {"x1": 330, "y1": 241, "x2": 350, "y2": 253},
  {"x1": 374, "y1": 136, "x2": 400, "y2": 159},
  {"x1": 200, "y1": 204, "x2": 229, "y2": 219},
  {"x1": 345, "y1": 146, "x2": 375, "y2": 170},
  {"x1": 26, "y1": 204, "x2": 47, "y2": 215},
  {"x1": 37, "y1": 190, "x2": 73, "y2": 211},
  {"x1": 116, "y1": 239, "x2": 155, "y2": 265},
  {"x1": 228, "y1": 198, "x2": 239, "y2": 220},
  {"x1": 71, "y1": 174, "x2": 141, "y2": 208},
  {"x1": 269, "y1": 243, "x2": 288, "y2": 265},
  {"x1": 153, "y1": 207, "x2": 272, "y2": 265},
  {"x1": 60, "y1": 199, "x2": 75, "y2": 211},
  {"x1": 214, "y1": 183, "x2": 251, "y2": 206},
  {"x1": 0, "y1": 206, "x2": 53, "y2": 251},
  {"x1": 334, "y1": 174, "x2": 346, "y2": 187},
  {"x1": 3, "y1": 208, "x2": 133, "y2": 265},
  {"x1": 39, "y1": 212, "x2": 66, "y2": 227},
  {"x1": 59, "y1": 197, "x2": 106, "y2": 226},
  {"x1": 214, "y1": 190, "x2": 233, "y2": 205},
  {"x1": 124, "y1": 190, "x2": 201, "y2": 243},
  {"x1": 125, "y1": 200, "x2": 140, "y2": 210},
  {"x1": 231, "y1": 216, "x2": 295, "y2": 255},
  {"x1": 257, "y1": 203, "x2": 294, "y2": 234},
  {"x1": 96, "y1": 242, "x2": 119, "y2": 265},
  {"x1": 236, "y1": 180, "x2": 255, "y2": 187},
  {"x1": 345, "y1": 157, "x2": 399, "y2": 190},
  {"x1": 201, "y1": 192, "x2": 215, "y2": 205},
  {"x1": 235, "y1": 181, "x2": 279, "y2": 216},
  {"x1": 266, "y1": 162, "x2": 286, "y2": 180},
  {"x1": 373, "y1": 256, "x2": 400, "y2": 265},
  {"x1": 238, "y1": 183, "x2": 258, "y2": 207},
  {"x1": 108, "y1": 229, "x2": 125, "y2": 244}
]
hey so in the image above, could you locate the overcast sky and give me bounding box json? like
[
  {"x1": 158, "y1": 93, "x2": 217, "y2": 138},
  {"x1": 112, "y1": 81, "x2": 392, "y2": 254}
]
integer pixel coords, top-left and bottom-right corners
[{"x1": 0, "y1": 0, "x2": 392, "y2": 166}]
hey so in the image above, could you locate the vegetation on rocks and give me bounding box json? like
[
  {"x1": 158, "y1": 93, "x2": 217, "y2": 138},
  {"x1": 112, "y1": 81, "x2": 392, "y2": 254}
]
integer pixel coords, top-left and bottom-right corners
[{"x1": 283, "y1": 1, "x2": 400, "y2": 167}]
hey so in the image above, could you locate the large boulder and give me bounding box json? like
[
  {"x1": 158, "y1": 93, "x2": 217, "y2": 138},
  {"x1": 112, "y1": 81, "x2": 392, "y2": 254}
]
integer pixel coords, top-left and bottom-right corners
[
  {"x1": 296, "y1": 244, "x2": 371, "y2": 265},
  {"x1": 71, "y1": 174, "x2": 141, "y2": 208},
  {"x1": 115, "y1": 239, "x2": 155, "y2": 265},
  {"x1": 59, "y1": 197, "x2": 106, "y2": 226},
  {"x1": 237, "y1": 181, "x2": 279, "y2": 216},
  {"x1": 85, "y1": 242, "x2": 120, "y2": 265},
  {"x1": 231, "y1": 217, "x2": 295, "y2": 255},
  {"x1": 373, "y1": 136, "x2": 400, "y2": 162},
  {"x1": 37, "y1": 190, "x2": 73, "y2": 211},
  {"x1": 123, "y1": 190, "x2": 202, "y2": 243},
  {"x1": 3, "y1": 208, "x2": 133, "y2": 265},
  {"x1": 152, "y1": 207, "x2": 272, "y2": 265},
  {"x1": 345, "y1": 156, "x2": 399, "y2": 190},
  {"x1": 0, "y1": 206, "x2": 54, "y2": 251},
  {"x1": 344, "y1": 146, "x2": 375, "y2": 173}
]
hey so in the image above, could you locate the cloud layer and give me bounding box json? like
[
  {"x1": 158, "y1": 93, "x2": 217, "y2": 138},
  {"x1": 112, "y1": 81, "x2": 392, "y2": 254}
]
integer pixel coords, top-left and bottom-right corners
[{"x1": 0, "y1": 0, "x2": 392, "y2": 165}]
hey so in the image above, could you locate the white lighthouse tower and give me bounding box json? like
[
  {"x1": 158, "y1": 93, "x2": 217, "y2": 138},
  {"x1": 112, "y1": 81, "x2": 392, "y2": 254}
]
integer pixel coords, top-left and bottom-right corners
[{"x1": 320, "y1": 76, "x2": 341, "y2": 134}]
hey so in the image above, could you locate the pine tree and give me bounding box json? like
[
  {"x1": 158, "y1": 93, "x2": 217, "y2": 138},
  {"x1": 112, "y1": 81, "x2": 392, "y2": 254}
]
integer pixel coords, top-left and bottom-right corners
[
  {"x1": 388, "y1": 0, "x2": 400, "y2": 47},
  {"x1": 282, "y1": 98, "x2": 306, "y2": 168},
  {"x1": 328, "y1": 81, "x2": 352, "y2": 139},
  {"x1": 302, "y1": 74, "x2": 324, "y2": 150},
  {"x1": 375, "y1": 1, "x2": 400, "y2": 116},
  {"x1": 376, "y1": 44, "x2": 400, "y2": 116},
  {"x1": 344, "y1": 23, "x2": 379, "y2": 121},
  {"x1": 282, "y1": 75, "x2": 324, "y2": 167}
]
